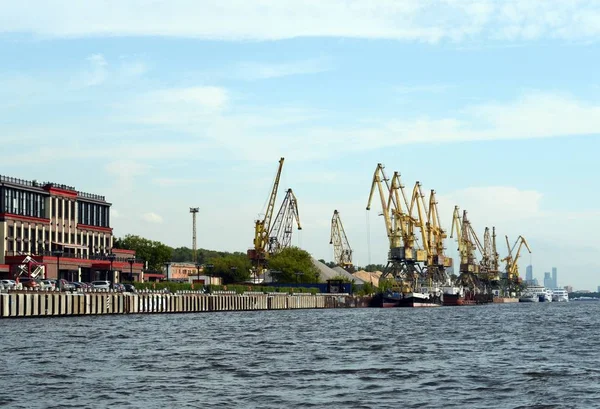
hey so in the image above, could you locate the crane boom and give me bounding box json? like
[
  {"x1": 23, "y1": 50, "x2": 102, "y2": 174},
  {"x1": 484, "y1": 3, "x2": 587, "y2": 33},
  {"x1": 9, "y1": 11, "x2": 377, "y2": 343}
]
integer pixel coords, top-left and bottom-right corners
[
  {"x1": 366, "y1": 164, "x2": 400, "y2": 248},
  {"x1": 428, "y1": 190, "x2": 451, "y2": 268},
  {"x1": 248, "y1": 157, "x2": 284, "y2": 269},
  {"x1": 330, "y1": 210, "x2": 353, "y2": 269},
  {"x1": 409, "y1": 181, "x2": 430, "y2": 258},
  {"x1": 268, "y1": 188, "x2": 301, "y2": 255},
  {"x1": 504, "y1": 235, "x2": 532, "y2": 281},
  {"x1": 366, "y1": 163, "x2": 423, "y2": 288}
]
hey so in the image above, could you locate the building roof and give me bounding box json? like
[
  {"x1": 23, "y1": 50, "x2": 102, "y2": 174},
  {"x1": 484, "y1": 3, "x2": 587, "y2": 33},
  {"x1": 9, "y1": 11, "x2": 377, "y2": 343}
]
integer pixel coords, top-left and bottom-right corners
[{"x1": 311, "y1": 258, "x2": 365, "y2": 285}]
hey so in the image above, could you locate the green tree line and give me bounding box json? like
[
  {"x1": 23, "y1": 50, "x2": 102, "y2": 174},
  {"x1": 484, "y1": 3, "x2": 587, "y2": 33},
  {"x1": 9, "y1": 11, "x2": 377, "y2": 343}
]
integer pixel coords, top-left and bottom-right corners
[{"x1": 114, "y1": 235, "x2": 322, "y2": 285}]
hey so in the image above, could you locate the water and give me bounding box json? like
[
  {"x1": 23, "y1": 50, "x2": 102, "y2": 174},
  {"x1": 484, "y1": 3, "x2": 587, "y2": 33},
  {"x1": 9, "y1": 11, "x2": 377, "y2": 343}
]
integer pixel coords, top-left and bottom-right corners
[{"x1": 2, "y1": 302, "x2": 600, "y2": 408}]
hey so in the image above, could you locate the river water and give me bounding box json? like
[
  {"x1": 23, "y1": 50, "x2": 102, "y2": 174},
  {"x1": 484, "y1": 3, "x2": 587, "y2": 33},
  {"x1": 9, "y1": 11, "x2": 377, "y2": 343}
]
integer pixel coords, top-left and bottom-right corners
[{"x1": 2, "y1": 302, "x2": 600, "y2": 408}]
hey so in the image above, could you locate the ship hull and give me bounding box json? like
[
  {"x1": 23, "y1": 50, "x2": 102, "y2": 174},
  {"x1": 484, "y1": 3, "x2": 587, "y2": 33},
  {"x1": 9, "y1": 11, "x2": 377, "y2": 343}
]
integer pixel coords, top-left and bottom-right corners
[
  {"x1": 443, "y1": 293, "x2": 476, "y2": 306},
  {"x1": 381, "y1": 294, "x2": 441, "y2": 308},
  {"x1": 443, "y1": 292, "x2": 492, "y2": 306}
]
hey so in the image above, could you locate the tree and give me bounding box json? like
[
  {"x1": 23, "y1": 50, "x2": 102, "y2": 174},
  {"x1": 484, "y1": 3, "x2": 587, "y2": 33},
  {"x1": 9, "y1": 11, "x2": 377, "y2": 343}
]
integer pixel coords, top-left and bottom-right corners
[
  {"x1": 206, "y1": 253, "x2": 252, "y2": 284},
  {"x1": 361, "y1": 264, "x2": 387, "y2": 272},
  {"x1": 268, "y1": 247, "x2": 320, "y2": 283},
  {"x1": 114, "y1": 234, "x2": 172, "y2": 272},
  {"x1": 171, "y1": 247, "x2": 194, "y2": 263}
]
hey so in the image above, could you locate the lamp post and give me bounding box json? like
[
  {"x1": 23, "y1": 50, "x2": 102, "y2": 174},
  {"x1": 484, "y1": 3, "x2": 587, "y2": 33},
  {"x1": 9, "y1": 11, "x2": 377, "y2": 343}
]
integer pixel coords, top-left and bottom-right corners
[
  {"x1": 196, "y1": 263, "x2": 201, "y2": 283},
  {"x1": 52, "y1": 249, "x2": 63, "y2": 290},
  {"x1": 128, "y1": 258, "x2": 135, "y2": 282},
  {"x1": 206, "y1": 263, "x2": 214, "y2": 287},
  {"x1": 295, "y1": 270, "x2": 304, "y2": 284},
  {"x1": 270, "y1": 270, "x2": 281, "y2": 284},
  {"x1": 230, "y1": 266, "x2": 238, "y2": 287},
  {"x1": 107, "y1": 253, "x2": 116, "y2": 282}
]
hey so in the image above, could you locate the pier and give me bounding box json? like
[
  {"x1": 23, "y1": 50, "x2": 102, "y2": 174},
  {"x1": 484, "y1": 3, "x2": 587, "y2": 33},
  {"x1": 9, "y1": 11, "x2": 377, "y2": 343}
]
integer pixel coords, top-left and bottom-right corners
[{"x1": 0, "y1": 290, "x2": 367, "y2": 318}]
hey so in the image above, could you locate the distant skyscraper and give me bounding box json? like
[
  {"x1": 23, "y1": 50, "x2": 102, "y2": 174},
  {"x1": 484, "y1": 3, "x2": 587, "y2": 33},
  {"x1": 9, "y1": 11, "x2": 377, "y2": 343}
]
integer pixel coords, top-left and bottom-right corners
[
  {"x1": 526, "y1": 265, "x2": 533, "y2": 283},
  {"x1": 552, "y1": 267, "x2": 558, "y2": 289},
  {"x1": 544, "y1": 272, "x2": 552, "y2": 289}
]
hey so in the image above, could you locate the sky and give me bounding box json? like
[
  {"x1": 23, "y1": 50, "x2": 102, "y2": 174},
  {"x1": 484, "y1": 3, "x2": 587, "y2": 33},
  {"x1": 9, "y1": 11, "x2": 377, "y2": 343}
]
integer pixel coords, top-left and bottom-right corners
[{"x1": 1, "y1": 0, "x2": 599, "y2": 290}]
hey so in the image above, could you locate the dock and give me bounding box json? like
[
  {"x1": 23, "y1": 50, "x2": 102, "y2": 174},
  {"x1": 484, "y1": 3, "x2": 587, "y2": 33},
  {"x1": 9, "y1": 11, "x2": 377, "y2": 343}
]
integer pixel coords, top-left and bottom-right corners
[{"x1": 0, "y1": 290, "x2": 368, "y2": 318}]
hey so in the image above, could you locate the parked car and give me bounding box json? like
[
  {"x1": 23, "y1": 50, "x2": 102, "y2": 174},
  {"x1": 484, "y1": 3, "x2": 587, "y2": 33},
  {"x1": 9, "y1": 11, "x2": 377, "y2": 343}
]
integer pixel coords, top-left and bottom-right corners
[
  {"x1": 123, "y1": 284, "x2": 136, "y2": 293},
  {"x1": 39, "y1": 280, "x2": 56, "y2": 290},
  {"x1": 112, "y1": 283, "x2": 125, "y2": 292},
  {"x1": 71, "y1": 282, "x2": 89, "y2": 290},
  {"x1": 0, "y1": 279, "x2": 17, "y2": 290},
  {"x1": 19, "y1": 277, "x2": 40, "y2": 289},
  {"x1": 60, "y1": 280, "x2": 75, "y2": 291},
  {"x1": 91, "y1": 280, "x2": 111, "y2": 290}
]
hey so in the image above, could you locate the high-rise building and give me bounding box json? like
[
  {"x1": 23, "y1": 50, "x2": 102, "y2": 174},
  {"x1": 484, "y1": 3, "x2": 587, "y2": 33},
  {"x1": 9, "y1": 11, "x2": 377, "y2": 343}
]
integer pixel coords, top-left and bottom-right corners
[
  {"x1": 526, "y1": 265, "x2": 533, "y2": 283},
  {"x1": 552, "y1": 267, "x2": 558, "y2": 289},
  {"x1": 544, "y1": 272, "x2": 552, "y2": 289}
]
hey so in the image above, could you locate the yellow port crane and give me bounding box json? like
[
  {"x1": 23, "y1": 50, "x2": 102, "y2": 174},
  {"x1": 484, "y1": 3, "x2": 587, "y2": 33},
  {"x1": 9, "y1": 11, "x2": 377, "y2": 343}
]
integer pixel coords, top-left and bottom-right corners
[
  {"x1": 503, "y1": 235, "x2": 532, "y2": 283},
  {"x1": 409, "y1": 183, "x2": 452, "y2": 284},
  {"x1": 248, "y1": 157, "x2": 284, "y2": 274},
  {"x1": 450, "y1": 207, "x2": 484, "y2": 290},
  {"x1": 481, "y1": 227, "x2": 500, "y2": 281},
  {"x1": 330, "y1": 210, "x2": 353, "y2": 270},
  {"x1": 366, "y1": 164, "x2": 421, "y2": 288},
  {"x1": 268, "y1": 188, "x2": 301, "y2": 255}
]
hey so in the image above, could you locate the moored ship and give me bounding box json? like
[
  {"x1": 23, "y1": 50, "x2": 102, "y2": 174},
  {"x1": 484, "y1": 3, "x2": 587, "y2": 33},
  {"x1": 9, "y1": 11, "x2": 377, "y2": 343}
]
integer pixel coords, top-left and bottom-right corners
[
  {"x1": 552, "y1": 288, "x2": 569, "y2": 302},
  {"x1": 518, "y1": 292, "x2": 539, "y2": 302},
  {"x1": 381, "y1": 285, "x2": 442, "y2": 308}
]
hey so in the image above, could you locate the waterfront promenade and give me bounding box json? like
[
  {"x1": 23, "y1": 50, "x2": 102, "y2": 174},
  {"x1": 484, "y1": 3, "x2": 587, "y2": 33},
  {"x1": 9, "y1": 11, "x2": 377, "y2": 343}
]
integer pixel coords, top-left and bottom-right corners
[{"x1": 0, "y1": 290, "x2": 367, "y2": 318}]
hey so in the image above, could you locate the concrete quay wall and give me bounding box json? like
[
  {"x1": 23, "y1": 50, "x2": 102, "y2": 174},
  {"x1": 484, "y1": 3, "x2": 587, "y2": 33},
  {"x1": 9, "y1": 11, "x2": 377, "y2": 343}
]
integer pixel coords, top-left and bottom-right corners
[{"x1": 0, "y1": 292, "x2": 360, "y2": 318}]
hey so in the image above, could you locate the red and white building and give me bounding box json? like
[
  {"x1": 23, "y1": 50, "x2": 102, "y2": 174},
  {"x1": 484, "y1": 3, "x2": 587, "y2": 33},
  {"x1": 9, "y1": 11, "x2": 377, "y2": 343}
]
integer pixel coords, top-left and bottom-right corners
[{"x1": 0, "y1": 175, "x2": 143, "y2": 282}]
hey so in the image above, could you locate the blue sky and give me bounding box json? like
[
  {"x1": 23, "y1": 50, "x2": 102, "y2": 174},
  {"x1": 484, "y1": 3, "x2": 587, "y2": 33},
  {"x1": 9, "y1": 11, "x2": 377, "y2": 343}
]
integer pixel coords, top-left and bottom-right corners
[{"x1": 1, "y1": 1, "x2": 600, "y2": 289}]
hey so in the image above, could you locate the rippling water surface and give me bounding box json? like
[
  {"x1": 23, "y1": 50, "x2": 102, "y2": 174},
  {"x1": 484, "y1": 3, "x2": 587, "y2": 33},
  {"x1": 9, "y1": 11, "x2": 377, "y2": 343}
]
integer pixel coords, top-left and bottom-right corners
[{"x1": 2, "y1": 302, "x2": 600, "y2": 408}]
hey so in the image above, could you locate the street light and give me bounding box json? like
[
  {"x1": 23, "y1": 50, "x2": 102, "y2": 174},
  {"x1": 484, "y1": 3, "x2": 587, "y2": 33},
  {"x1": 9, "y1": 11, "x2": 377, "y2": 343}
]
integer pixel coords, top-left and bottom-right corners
[
  {"x1": 295, "y1": 270, "x2": 304, "y2": 284},
  {"x1": 206, "y1": 263, "x2": 214, "y2": 287},
  {"x1": 107, "y1": 253, "x2": 116, "y2": 282},
  {"x1": 127, "y1": 258, "x2": 135, "y2": 282},
  {"x1": 270, "y1": 270, "x2": 282, "y2": 283},
  {"x1": 196, "y1": 263, "x2": 201, "y2": 283},
  {"x1": 230, "y1": 266, "x2": 237, "y2": 285},
  {"x1": 52, "y1": 249, "x2": 63, "y2": 290}
]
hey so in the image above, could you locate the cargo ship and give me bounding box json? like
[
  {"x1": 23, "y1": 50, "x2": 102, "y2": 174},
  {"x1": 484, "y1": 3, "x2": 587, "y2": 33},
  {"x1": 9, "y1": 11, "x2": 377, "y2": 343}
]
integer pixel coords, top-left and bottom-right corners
[
  {"x1": 442, "y1": 287, "x2": 475, "y2": 306},
  {"x1": 442, "y1": 286, "x2": 493, "y2": 305},
  {"x1": 381, "y1": 287, "x2": 442, "y2": 308}
]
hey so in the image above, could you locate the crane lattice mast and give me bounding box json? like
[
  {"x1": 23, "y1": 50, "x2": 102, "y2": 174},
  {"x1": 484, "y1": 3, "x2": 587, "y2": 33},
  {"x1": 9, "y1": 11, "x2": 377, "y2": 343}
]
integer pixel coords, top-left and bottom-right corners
[
  {"x1": 330, "y1": 210, "x2": 353, "y2": 269},
  {"x1": 409, "y1": 184, "x2": 451, "y2": 284},
  {"x1": 503, "y1": 235, "x2": 532, "y2": 283},
  {"x1": 366, "y1": 163, "x2": 422, "y2": 289},
  {"x1": 268, "y1": 188, "x2": 301, "y2": 254},
  {"x1": 248, "y1": 157, "x2": 284, "y2": 273},
  {"x1": 450, "y1": 207, "x2": 483, "y2": 290}
]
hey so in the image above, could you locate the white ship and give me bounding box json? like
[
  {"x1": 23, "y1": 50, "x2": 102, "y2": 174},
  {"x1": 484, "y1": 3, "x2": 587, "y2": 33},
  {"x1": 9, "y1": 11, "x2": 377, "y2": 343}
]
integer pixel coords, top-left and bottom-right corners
[
  {"x1": 525, "y1": 285, "x2": 552, "y2": 302},
  {"x1": 519, "y1": 291, "x2": 539, "y2": 303},
  {"x1": 552, "y1": 288, "x2": 569, "y2": 302}
]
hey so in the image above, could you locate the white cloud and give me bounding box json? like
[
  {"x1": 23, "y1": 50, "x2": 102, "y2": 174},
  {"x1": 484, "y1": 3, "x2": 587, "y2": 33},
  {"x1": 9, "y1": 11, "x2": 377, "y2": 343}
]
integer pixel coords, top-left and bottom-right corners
[
  {"x1": 141, "y1": 212, "x2": 164, "y2": 224},
  {"x1": 153, "y1": 177, "x2": 207, "y2": 187},
  {"x1": 123, "y1": 86, "x2": 228, "y2": 126},
  {"x1": 80, "y1": 54, "x2": 108, "y2": 87},
  {"x1": 120, "y1": 60, "x2": 148, "y2": 78},
  {"x1": 105, "y1": 160, "x2": 150, "y2": 191},
  {"x1": 1, "y1": 1, "x2": 599, "y2": 42},
  {"x1": 235, "y1": 58, "x2": 332, "y2": 80}
]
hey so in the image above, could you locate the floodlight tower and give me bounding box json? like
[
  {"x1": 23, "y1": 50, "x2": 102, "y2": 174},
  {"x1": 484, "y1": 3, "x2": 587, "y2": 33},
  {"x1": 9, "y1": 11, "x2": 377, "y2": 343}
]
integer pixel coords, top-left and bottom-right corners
[{"x1": 190, "y1": 207, "x2": 199, "y2": 263}]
